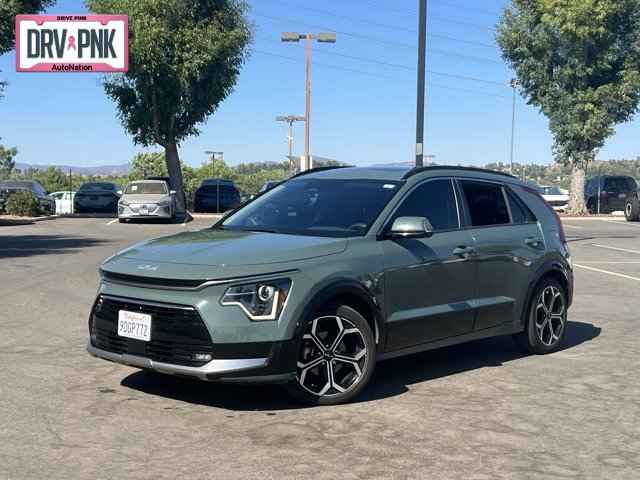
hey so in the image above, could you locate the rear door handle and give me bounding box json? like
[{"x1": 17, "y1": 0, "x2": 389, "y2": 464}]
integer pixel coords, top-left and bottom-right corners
[
  {"x1": 524, "y1": 237, "x2": 543, "y2": 248},
  {"x1": 453, "y1": 246, "x2": 476, "y2": 258}
]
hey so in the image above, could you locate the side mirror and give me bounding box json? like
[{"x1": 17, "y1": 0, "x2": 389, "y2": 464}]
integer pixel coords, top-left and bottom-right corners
[
  {"x1": 387, "y1": 216, "x2": 433, "y2": 239},
  {"x1": 170, "y1": 190, "x2": 176, "y2": 195},
  {"x1": 117, "y1": 190, "x2": 123, "y2": 196}
]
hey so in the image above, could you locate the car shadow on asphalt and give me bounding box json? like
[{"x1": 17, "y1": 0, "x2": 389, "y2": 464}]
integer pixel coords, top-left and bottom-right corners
[
  {"x1": 120, "y1": 320, "x2": 601, "y2": 411},
  {"x1": 0, "y1": 234, "x2": 110, "y2": 259}
]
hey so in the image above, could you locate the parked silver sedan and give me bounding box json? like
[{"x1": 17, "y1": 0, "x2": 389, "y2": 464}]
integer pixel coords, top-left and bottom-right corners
[{"x1": 118, "y1": 180, "x2": 176, "y2": 222}]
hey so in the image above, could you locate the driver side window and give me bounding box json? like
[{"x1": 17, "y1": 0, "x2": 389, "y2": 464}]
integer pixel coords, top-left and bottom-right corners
[{"x1": 391, "y1": 179, "x2": 459, "y2": 231}]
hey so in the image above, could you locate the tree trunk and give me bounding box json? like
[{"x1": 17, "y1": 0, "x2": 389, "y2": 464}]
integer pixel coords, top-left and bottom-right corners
[
  {"x1": 164, "y1": 142, "x2": 187, "y2": 216},
  {"x1": 568, "y1": 162, "x2": 586, "y2": 215}
]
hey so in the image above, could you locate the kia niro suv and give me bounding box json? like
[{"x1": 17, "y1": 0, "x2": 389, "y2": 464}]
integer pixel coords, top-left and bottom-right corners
[{"x1": 87, "y1": 166, "x2": 573, "y2": 405}]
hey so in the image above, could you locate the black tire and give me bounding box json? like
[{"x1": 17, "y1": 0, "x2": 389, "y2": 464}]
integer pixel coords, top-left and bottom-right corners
[
  {"x1": 285, "y1": 304, "x2": 376, "y2": 406},
  {"x1": 118, "y1": 218, "x2": 126, "y2": 223},
  {"x1": 624, "y1": 198, "x2": 640, "y2": 222},
  {"x1": 513, "y1": 278, "x2": 568, "y2": 355}
]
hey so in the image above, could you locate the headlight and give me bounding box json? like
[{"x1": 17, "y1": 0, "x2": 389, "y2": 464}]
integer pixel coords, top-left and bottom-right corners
[
  {"x1": 119, "y1": 200, "x2": 129, "y2": 206},
  {"x1": 221, "y1": 279, "x2": 292, "y2": 321},
  {"x1": 157, "y1": 200, "x2": 171, "y2": 207}
]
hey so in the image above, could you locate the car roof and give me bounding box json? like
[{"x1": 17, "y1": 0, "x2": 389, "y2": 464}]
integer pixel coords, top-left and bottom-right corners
[
  {"x1": 128, "y1": 180, "x2": 166, "y2": 184},
  {"x1": 0, "y1": 180, "x2": 37, "y2": 187},
  {"x1": 297, "y1": 165, "x2": 518, "y2": 183}
]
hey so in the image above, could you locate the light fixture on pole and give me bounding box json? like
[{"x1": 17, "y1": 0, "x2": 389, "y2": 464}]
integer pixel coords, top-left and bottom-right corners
[
  {"x1": 276, "y1": 115, "x2": 305, "y2": 174},
  {"x1": 415, "y1": 0, "x2": 428, "y2": 167},
  {"x1": 281, "y1": 31, "x2": 336, "y2": 172}
]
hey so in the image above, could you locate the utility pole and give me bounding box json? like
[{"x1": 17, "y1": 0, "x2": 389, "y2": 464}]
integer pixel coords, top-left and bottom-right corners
[
  {"x1": 276, "y1": 115, "x2": 305, "y2": 173},
  {"x1": 509, "y1": 78, "x2": 520, "y2": 175},
  {"x1": 281, "y1": 31, "x2": 336, "y2": 172},
  {"x1": 415, "y1": 0, "x2": 428, "y2": 167},
  {"x1": 205, "y1": 151, "x2": 223, "y2": 213}
]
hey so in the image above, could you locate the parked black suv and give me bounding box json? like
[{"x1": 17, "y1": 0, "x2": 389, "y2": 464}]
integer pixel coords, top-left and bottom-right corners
[
  {"x1": 625, "y1": 186, "x2": 640, "y2": 222},
  {"x1": 74, "y1": 182, "x2": 122, "y2": 213},
  {"x1": 585, "y1": 175, "x2": 638, "y2": 214},
  {"x1": 193, "y1": 178, "x2": 241, "y2": 213}
]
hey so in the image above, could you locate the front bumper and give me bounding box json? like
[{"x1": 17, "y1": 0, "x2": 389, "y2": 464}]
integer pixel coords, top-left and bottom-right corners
[{"x1": 119, "y1": 203, "x2": 172, "y2": 219}]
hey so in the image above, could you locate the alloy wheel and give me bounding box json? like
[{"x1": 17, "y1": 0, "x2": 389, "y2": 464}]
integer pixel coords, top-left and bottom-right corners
[
  {"x1": 534, "y1": 285, "x2": 566, "y2": 347},
  {"x1": 626, "y1": 203, "x2": 633, "y2": 218},
  {"x1": 296, "y1": 316, "x2": 367, "y2": 397}
]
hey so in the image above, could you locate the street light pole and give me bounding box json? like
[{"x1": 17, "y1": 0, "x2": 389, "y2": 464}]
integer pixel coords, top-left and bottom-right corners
[
  {"x1": 415, "y1": 0, "x2": 428, "y2": 167},
  {"x1": 205, "y1": 151, "x2": 223, "y2": 213},
  {"x1": 282, "y1": 31, "x2": 336, "y2": 172},
  {"x1": 276, "y1": 115, "x2": 305, "y2": 173},
  {"x1": 509, "y1": 78, "x2": 520, "y2": 175}
]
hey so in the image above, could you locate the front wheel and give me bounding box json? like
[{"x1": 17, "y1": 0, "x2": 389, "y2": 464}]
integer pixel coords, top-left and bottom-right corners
[
  {"x1": 286, "y1": 305, "x2": 376, "y2": 405},
  {"x1": 625, "y1": 198, "x2": 640, "y2": 222},
  {"x1": 514, "y1": 279, "x2": 568, "y2": 355}
]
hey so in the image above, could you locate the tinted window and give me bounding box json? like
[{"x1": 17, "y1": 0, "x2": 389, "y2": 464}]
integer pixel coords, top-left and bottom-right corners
[
  {"x1": 223, "y1": 178, "x2": 400, "y2": 238},
  {"x1": 460, "y1": 181, "x2": 510, "y2": 227},
  {"x1": 79, "y1": 182, "x2": 117, "y2": 192},
  {"x1": 506, "y1": 189, "x2": 536, "y2": 224},
  {"x1": 390, "y1": 179, "x2": 459, "y2": 231},
  {"x1": 125, "y1": 182, "x2": 168, "y2": 195},
  {"x1": 604, "y1": 177, "x2": 637, "y2": 193}
]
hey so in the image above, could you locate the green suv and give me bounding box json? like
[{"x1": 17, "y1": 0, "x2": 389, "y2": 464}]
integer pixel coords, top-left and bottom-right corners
[{"x1": 88, "y1": 166, "x2": 573, "y2": 405}]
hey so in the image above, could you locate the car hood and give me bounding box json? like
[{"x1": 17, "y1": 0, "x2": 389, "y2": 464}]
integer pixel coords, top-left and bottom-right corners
[
  {"x1": 106, "y1": 229, "x2": 348, "y2": 270},
  {"x1": 121, "y1": 194, "x2": 170, "y2": 203}
]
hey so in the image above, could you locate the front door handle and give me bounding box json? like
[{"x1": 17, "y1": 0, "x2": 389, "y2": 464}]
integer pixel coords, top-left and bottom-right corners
[
  {"x1": 453, "y1": 246, "x2": 476, "y2": 258},
  {"x1": 524, "y1": 237, "x2": 543, "y2": 248}
]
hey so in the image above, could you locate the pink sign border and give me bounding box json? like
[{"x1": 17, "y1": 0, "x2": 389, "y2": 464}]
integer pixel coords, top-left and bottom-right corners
[{"x1": 15, "y1": 14, "x2": 129, "y2": 73}]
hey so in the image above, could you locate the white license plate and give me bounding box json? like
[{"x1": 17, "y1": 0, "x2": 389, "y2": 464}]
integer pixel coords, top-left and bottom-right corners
[{"x1": 118, "y1": 310, "x2": 152, "y2": 342}]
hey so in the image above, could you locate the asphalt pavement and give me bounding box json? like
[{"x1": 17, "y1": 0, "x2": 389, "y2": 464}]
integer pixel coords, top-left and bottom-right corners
[{"x1": 1, "y1": 216, "x2": 639, "y2": 479}]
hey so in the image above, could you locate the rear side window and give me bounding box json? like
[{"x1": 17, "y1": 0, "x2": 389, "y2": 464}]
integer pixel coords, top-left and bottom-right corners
[
  {"x1": 605, "y1": 177, "x2": 637, "y2": 193},
  {"x1": 506, "y1": 188, "x2": 536, "y2": 224},
  {"x1": 460, "y1": 181, "x2": 510, "y2": 227},
  {"x1": 391, "y1": 179, "x2": 459, "y2": 231}
]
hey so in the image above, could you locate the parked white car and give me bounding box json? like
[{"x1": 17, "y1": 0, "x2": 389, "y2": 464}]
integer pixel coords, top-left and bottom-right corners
[
  {"x1": 50, "y1": 191, "x2": 76, "y2": 215},
  {"x1": 539, "y1": 186, "x2": 569, "y2": 212}
]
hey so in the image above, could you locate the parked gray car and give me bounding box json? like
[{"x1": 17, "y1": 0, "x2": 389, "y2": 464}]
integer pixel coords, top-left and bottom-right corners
[
  {"x1": 0, "y1": 180, "x2": 55, "y2": 214},
  {"x1": 118, "y1": 180, "x2": 176, "y2": 222},
  {"x1": 88, "y1": 166, "x2": 573, "y2": 405}
]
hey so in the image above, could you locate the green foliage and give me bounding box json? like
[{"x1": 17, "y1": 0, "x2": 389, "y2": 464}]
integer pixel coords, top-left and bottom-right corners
[
  {"x1": 0, "y1": 142, "x2": 17, "y2": 177},
  {"x1": 498, "y1": 1, "x2": 640, "y2": 167},
  {"x1": 128, "y1": 152, "x2": 167, "y2": 180},
  {"x1": 0, "y1": 1, "x2": 55, "y2": 55},
  {"x1": 5, "y1": 190, "x2": 42, "y2": 217}
]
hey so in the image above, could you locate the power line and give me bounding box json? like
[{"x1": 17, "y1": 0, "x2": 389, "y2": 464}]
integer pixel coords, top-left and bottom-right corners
[
  {"x1": 253, "y1": 49, "x2": 508, "y2": 91},
  {"x1": 252, "y1": 12, "x2": 498, "y2": 50}
]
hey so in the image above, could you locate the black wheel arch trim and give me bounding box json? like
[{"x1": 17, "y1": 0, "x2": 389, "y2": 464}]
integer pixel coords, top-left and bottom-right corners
[
  {"x1": 520, "y1": 259, "x2": 573, "y2": 330},
  {"x1": 295, "y1": 279, "x2": 385, "y2": 347}
]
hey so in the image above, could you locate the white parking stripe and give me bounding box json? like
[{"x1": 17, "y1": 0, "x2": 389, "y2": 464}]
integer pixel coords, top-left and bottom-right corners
[
  {"x1": 591, "y1": 244, "x2": 640, "y2": 255},
  {"x1": 578, "y1": 261, "x2": 640, "y2": 264},
  {"x1": 563, "y1": 224, "x2": 585, "y2": 229},
  {"x1": 574, "y1": 263, "x2": 640, "y2": 282},
  {"x1": 106, "y1": 219, "x2": 119, "y2": 225},
  {"x1": 601, "y1": 219, "x2": 640, "y2": 228}
]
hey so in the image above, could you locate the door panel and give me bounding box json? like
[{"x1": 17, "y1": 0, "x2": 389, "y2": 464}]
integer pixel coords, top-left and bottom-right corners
[
  {"x1": 382, "y1": 229, "x2": 477, "y2": 350},
  {"x1": 470, "y1": 224, "x2": 542, "y2": 330}
]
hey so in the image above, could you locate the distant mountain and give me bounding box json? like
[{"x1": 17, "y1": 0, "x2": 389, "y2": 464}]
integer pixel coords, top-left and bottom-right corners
[{"x1": 15, "y1": 162, "x2": 130, "y2": 176}]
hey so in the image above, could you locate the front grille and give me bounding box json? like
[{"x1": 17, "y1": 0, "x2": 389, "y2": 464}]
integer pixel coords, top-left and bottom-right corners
[
  {"x1": 101, "y1": 270, "x2": 207, "y2": 289},
  {"x1": 548, "y1": 200, "x2": 567, "y2": 207},
  {"x1": 90, "y1": 296, "x2": 214, "y2": 367}
]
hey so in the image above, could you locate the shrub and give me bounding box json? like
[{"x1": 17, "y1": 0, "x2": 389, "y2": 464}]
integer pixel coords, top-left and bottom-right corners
[{"x1": 5, "y1": 190, "x2": 42, "y2": 217}]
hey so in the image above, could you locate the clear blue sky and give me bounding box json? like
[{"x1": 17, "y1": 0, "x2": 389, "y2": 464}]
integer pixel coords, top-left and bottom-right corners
[{"x1": 0, "y1": 0, "x2": 638, "y2": 169}]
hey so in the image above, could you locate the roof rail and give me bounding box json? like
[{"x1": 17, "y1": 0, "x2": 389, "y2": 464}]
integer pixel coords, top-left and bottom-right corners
[
  {"x1": 402, "y1": 165, "x2": 517, "y2": 180},
  {"x1": 289, "y1": 165, "x2": 352, "y2": 179}
]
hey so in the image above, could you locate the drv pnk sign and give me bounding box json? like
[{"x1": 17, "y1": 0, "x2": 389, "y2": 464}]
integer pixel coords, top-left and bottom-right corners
[{"x1": 16, "y1": 15, "x2": 128, "y2": 72}]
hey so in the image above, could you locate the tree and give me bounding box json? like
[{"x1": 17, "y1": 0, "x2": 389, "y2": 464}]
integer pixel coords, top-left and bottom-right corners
[
  {"x1": 86, "y1": 0, "x2": 252, "y2": 215},
  {"x1": 497, "y1": 0, "x2": 640, "y2": 214},
  {"x1": 129, "y1": 152, "x2": 167, "y2": 180},
  {"x1": 1, "y1": 1, "x2": 55, "y2": 98},
  {"x1": 0, "y1": 141, "x2": 17, "y2": 178}
]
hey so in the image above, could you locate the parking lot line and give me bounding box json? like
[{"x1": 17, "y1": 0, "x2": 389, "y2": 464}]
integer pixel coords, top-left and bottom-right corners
[
  {"x1": 574, "y1": 263, "x2": 640, "y2": 282},
  {"x1": 578, "y1": 261, "x2": 640, "y2": 264},
  {"x1": 591, "y1": 243, "x2": 640, "y2": 255},
  {"x1": 562, "y1": 224, "x2": 585, "y2": 229},
  {"x1": 106, "y1": 219, "x2": 119, "y2": 225},
  {"x1": 600, "y1": 219, "x2": 640, "y2": 228}
]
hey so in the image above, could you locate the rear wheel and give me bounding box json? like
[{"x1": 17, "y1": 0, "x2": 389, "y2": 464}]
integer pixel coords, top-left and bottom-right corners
[
  {"x1": 286, "y1": 305, "x2": 376, "y2": 405},
  {"x1": 514, "y1": 278, "x2": 568, "y2": 355},
  {"x1": 625, "y1": 198, "x2": 640, "y2": 222}
]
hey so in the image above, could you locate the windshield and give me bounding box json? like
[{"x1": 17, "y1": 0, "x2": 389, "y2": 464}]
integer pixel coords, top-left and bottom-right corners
[
  {"x1": 79, "y1": 183, "x2": 117, "y2": 192},
  {"x1": 222, "y1": 178, "x2": 401, "y2": 237},
  {"x1": 125, "y1": 182, "x2": 168, "y2": 195},
  {"x1": 539, "y1": 186, "x2": 562, "y2": 195}
]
